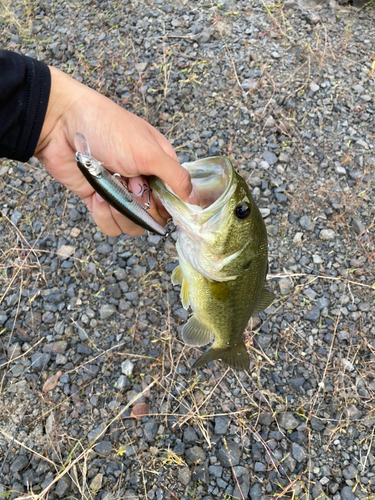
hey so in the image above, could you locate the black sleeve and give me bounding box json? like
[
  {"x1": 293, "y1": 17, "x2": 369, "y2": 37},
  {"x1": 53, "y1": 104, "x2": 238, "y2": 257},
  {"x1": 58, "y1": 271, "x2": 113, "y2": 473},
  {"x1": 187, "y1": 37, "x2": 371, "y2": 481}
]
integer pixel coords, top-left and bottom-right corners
[{"x1": 0, "y1": 50, "x2": 51, "y2": 162}]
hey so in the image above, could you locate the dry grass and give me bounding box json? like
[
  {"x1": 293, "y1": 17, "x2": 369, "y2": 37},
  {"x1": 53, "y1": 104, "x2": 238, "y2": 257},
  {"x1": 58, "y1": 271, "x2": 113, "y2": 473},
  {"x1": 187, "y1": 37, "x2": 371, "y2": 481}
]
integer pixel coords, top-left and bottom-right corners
[{"x1": 0, "y1": 0, "x2": 375, "y2": 499}]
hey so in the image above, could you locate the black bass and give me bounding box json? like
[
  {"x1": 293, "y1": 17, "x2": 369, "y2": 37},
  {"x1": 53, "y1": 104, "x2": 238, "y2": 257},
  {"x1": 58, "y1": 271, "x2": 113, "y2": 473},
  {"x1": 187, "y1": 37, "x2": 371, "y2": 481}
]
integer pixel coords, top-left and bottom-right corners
[{"x1": 151, "y1": 157, "x2": 275, "y2": 370}]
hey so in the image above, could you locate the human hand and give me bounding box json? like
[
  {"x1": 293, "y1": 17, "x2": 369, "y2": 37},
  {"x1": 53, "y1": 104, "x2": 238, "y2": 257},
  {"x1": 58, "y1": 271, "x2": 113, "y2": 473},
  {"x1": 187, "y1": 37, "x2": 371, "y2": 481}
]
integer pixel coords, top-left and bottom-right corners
[{"x1": 34, "y1": 66, "x2": 196, "y2": 236}]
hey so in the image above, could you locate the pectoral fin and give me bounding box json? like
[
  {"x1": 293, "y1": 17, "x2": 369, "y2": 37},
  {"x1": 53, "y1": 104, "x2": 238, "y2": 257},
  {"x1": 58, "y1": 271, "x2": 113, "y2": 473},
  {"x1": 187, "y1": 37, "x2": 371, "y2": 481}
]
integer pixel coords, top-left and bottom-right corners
[
  {"x1": 252, "y1": 289, "x2": 276, "y2": 315},
  {"x1": 182, "y1": 315, "x2": 214, "y2": 347},
  {"x1": 171, "y1": 265, "x2": 183, "y2": 285},
  {"x1": 181, "y1": 278, "x2": 190, "y2": 309},
  {"x1": 208, "y1": 280, "x2": 229, "y2": 302},
  {"x1": 192, "y1": 340, "x2": 250, "y2": 370}
]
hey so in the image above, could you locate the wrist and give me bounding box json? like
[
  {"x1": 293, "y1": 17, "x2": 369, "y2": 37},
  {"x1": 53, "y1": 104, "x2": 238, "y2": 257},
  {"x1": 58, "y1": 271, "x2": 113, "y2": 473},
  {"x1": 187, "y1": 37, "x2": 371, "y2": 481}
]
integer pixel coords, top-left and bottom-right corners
[{"x1": 34, "y1": 67, "x2": 86, "y2": 156}]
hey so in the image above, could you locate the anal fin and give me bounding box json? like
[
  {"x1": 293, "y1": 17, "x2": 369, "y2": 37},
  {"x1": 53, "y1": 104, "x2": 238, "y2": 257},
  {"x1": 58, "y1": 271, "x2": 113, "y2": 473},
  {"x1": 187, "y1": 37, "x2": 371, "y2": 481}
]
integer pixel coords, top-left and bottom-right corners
[
  {"x1": 252, "y1": 289, "x2": 276, "y2": 315},
  {"x1": 182, "y1": 315, "x2": 213, "y2": 347}
]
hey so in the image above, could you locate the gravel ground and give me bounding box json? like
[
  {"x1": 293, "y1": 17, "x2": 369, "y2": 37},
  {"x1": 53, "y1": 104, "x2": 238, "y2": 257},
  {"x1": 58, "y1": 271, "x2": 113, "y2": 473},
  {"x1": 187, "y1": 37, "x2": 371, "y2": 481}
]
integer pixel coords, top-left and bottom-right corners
[{"x1": 1, "y1": 0, "x2": 375, "y2": 499}]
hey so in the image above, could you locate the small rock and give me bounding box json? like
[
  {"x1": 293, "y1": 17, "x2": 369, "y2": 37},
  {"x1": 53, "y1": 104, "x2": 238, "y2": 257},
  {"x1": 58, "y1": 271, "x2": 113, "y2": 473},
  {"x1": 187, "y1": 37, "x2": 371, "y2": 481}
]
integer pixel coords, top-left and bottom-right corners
[
  {"x1": 97, "y1": 242, "x2": 112, "y2": 254},
  {"x1": 31, "y1": 352, "x2": 49, "y2": 372},
  {"x1": 11, "y1": 210, "x2": 22, "y2": 225},
  {"x1": 217, "y1": 441, "x2": 241, "y2": 467},
  {"x1": 293, "y1": 232, "x2": 303, "y2": 244},
  {"x1": 352, "y1": 218, "x2": 365, "y2": 235},
  {"x1": 45, "y1": 413, "x2": 55, "y2": 436},
  {"x1": 299, "y1": 215, "x2": 314, "y2": 231},
  {"x1": 208, "y1": 465, "x2": 223, "y2": 477},
  {"x1": 250, "y1": 483, "x2": 262, "y2": 500},
  {"x1": 90, "y1": 473, "x2": 103, "y2": 491},
  {"x1": 336, "y1": 166, "x2": 346, "y2": 175},
  {"x1": 57, "y1": 245, "x2": 75, "y2": 259},
  {"x1": 263, "y1": 151, "x2": 278, "y2": 165},
  {"x1": 100, "y1": 304, "x2": 117, "y2": 320},
  {"x1": 7, "y1": 343, "x2": 21, "y2": 360},
  {"x1": 185, "y1": 446, "x2": 206, "y2": 464},
  {"x1": 343, "y1": 464, "x2": 358, "y2": 480},
  {"x1": 304, "y1": 307, "x2": 320, "y2": 321},
  {"x1": 178, "y1": 466, "x2": 191, "y2": 486},
  {"x1": 278, "y1": 152, "x2": 289, "y2": 163},
  {"x1": 320, "y1": 229, "x2": 335, "y2": 240},
  {"x1": 121, "y1": 359, "x2": 134, "y2": 376},
  {"x1": 55, "y1": 476, "x2": 71, "y2": 497},
  {"x1": 313, "y1": 254, "x2": 323, "y2": 264},
  {"x1": 10, "y1": 455, "x2": 29, "y2": 472},
  {"x1": 279, "y1": 278, "x2": 292, "y2": 295},
  {"x1": 88, "y1": 423, "x2": 107, "y2": 443},
  {"x1": 95, "y1": 441, "x2": 112, "y2": 457},
  {"x1": 135, "y1": 61, "x2": 147, "y2": 72},
  {"x1": 341, "y1": 486, "x2": 357, "y2": 500},
  {"x1": 214, "y1": 416, "x2": 230, "y2": 435},
  {"x1": 292, "y1": 443, "x2": 306, "y2": 463},
  {"x1": 309, "y1": 82, "x2": 320, "y2": 92},
  {"x1": 254, "y1": 462, "x2": 266, "y2": 472},
  {"x1": 116, "y1": 375, "x2": 131, "y2": 390},
  {"x1": 184, "y1": 426, "x2": 199, "y2": 444},
  {"x1": 233, "y1": 470, "x2": 251, "y2": 499},
  {"x1": 278, "y1": 412, "x2": 299, "y2": 430},
  {"x1": 343, "y1": 404, "x2": 362, "y2": 420},
  {"x1": 144, "y1": 419, "x2": 158, "y2": 442}
]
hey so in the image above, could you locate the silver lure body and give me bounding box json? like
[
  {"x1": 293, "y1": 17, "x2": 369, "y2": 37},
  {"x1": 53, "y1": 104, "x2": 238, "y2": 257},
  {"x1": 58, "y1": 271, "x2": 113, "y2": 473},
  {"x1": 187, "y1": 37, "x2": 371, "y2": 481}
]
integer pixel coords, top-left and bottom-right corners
[{"x1": 75, "y1": 133, "x2": 166, "y2": 236}]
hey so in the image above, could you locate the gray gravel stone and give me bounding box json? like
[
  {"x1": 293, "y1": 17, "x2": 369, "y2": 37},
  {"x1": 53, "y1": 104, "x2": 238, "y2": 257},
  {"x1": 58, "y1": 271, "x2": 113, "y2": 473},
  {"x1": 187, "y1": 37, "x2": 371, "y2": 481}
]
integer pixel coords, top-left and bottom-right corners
[
  {"x1": 250, "y1": 483, "x2": 262, "y2": 500},
  {"x1": 185, "y1": 446, "x2": 206, "y2": 464},
  {"x1": 183, "y1": 426, "x2": 199, "y2": 444},
  {"x1": 10, "y1": 455, "x2": 29, "y2": 472},
  {"x1": 320, "y1": 229, "x2": 336, "y2": 240},
  {"x1": 95, "y1": 441, "x2": 112, "y2": 456},
  {"x1": 263, "y1": 151, "x2": 278, "y2": 165},
  {"x1": 55, "y1": 476, "x2": 71, "y2": 497},
  {"x1": 279, "y1": 277, "x2": 292, "y2": 295},
  {"x1": 178, "y1": 466, "x2": 191, "y2": 485},
  {"x1": 99, "y1": 304, "x2": 117, "y2": 319},
  {"x1": 208, "y1": 465, "x2": 223, "y2": 478},
  {"x1": 144, "y1": 419, "x2": 158, "y2": 442},
  {"x1": 214, "y1": 416, "x2": 230, "y2": 434},
  {"x1": 292, "y1": 442, "x2": 306, "y2": 463},
  {"x1": 121, "y1": 359, "x2": 134, "y2": 376},
  {"x1": 352, "y1": 218, "x2": 365, "y2": 235},
  {"x1": 31, "y1": 352, "x2": 49, "y2": 372},
  {"x1": 299, "y1": 215, "x2": 314, "y2": 231},
  {"x1": 217, "y1": 441, "x2": 241, "y2": 467},
  {"x1": 341, "y1": 486, "x2": 357, "y2": 500},
  {"x1": 278, "y1": 412, "x2": 299, "y2": 430}
]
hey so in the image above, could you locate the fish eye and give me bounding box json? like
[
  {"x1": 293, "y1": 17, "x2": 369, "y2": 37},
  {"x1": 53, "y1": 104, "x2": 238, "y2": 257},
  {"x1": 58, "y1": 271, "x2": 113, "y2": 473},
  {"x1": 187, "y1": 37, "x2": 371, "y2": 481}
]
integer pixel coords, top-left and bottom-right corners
[{"x1": 235, "y1": 201, "x2": 251, "y2": 219}]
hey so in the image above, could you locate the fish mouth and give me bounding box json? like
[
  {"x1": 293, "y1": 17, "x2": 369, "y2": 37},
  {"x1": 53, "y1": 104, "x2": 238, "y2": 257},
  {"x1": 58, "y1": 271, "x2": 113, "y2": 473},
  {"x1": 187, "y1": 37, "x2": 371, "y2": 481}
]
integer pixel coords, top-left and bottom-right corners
[{"x1": 151, "y1": 156, "x2": 236, "y2": 225}]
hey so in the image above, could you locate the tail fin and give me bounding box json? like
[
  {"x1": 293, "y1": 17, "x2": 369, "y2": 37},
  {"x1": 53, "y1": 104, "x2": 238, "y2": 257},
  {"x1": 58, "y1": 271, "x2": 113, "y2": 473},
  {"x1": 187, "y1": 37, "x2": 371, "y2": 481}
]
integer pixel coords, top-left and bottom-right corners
[{"x1": 192, "y1": 341, "x2": 250, "y2": 371}]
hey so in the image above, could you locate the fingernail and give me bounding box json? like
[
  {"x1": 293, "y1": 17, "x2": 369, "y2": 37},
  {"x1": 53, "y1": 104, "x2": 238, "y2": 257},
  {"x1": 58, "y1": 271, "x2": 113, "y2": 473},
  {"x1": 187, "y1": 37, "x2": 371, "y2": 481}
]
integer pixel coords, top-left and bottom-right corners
[
  {"x1": 188, "y1": 189, "x2": 199, "y2": 206},
  {"x1": 96, "y1": 192, "x2": 105, "y2": 202}
]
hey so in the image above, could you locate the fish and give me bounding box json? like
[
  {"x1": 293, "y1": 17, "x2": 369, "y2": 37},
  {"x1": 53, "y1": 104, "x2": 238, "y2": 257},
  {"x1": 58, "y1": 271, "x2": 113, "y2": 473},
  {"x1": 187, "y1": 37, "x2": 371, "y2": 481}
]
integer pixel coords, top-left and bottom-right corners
[
  {"x1": 150, "y1": 156, "x2": 275, "y2": 370},
  {"x1": 74, "y1": 132, "x2": 166, "y2": 236}
]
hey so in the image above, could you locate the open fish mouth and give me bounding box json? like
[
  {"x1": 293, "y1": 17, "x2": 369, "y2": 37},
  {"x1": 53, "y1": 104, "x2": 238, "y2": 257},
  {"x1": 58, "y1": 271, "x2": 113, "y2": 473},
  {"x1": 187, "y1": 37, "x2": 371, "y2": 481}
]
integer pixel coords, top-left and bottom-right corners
[{"x1": 151, "y1": 157, "x2": 236, "y2": 226}]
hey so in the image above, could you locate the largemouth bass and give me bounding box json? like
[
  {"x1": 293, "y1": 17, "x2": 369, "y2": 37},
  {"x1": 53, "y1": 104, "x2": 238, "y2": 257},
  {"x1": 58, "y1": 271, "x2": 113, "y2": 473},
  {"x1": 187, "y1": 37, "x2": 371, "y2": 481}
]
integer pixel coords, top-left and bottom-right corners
[{"x1": 151, "y1": 157, "x2": 275, "y2": 370}]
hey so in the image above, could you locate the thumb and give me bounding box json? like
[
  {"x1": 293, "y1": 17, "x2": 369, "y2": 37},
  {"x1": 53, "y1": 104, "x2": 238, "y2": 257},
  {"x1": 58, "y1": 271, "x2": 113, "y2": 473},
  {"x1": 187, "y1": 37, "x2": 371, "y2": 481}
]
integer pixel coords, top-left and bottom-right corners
[{"x1": 149, "y1": 147, "x2": 198, "y2": 205}]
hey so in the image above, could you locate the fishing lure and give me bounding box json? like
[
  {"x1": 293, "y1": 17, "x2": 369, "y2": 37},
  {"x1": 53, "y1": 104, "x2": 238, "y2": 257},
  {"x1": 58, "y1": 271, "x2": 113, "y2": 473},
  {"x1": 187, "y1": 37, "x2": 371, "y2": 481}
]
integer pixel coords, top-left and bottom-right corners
[{"x1": 74, "y1": 133, "x2": 166, "y2": 236}]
